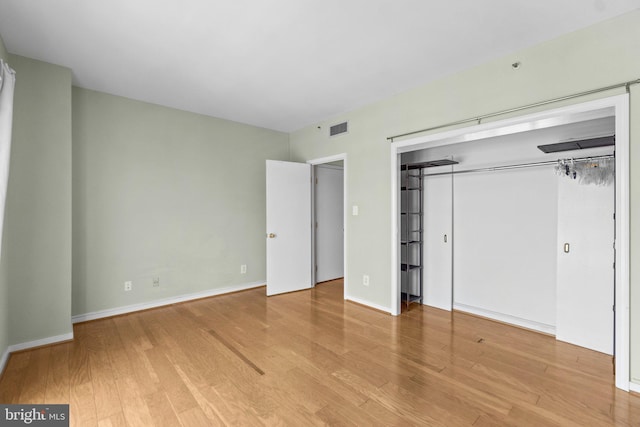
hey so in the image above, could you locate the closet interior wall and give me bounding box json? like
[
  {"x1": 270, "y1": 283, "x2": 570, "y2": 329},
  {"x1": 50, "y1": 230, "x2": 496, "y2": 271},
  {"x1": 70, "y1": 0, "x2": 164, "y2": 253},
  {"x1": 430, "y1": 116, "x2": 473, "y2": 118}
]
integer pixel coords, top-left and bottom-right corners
[{"x1": 401, "y1": 115, "x2": 615, "y2": 334}]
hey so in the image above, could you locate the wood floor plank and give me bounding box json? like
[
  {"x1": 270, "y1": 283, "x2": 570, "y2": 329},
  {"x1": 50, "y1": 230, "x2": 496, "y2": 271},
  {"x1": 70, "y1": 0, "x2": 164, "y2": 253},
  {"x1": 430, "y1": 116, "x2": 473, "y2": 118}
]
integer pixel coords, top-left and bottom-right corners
[
  {"x1": 88, "y1": 343, "x2": 122, "y2": 420},
  {"x1": 17, "y1": 346, "x2": 50, "y2": 403},
  {"x1": 367, "y1": 381, "x2": 452, "y2": 426},
  {"x1": 294, "y1": 360, "x2": 370, "y2": 407},
  {"x1": 143, "y1": 346, "x2": 198, "y2": 414},
  {"x1": 257, "y1": 368, "x2": 326, "y2": 414},
  {"x1": 357, "y1": 398, "x2": 420, "y2": 426},
  {"x1": 143, "y1": 391, "x2": 182, "y2": 427},
  {"x1": 177, "y1": 406, "x2": 221, "y2": 427},
  {"x1": 114, "y1": 376, "x2": 155, "y2": 427},
  {"x1": 204, "y1": 381, "x2": 265, "y2": 425},
  {"x1": 97, "y1": 411, "x2": 127, "y2": 427},
  {"x1": 109, "y1": 322, "x2": 161, "y2": 398},
  {"x1": 44, "y1": 343, "x2": 70, "y2": 403},
  {"x1": 70, "y1": 381, "x2": 97, "y2": 427},
  {"x1": 0, "y1": 351, "x2": 30, "y2": 403},
  {"x1": 439, "y1": 362, "x2": 541, "y2": 406},
  {"x1": 69, "y1": 323, "x2": 92, "y2": 386},
  {"x1": 0, "y1": 279, "x2": 638, "y2": 426},
  {"x1": 506, "y1": 404, "x2": 584, "y2": 427},
  {"x1": 407, "y1": 370, "x2": 513, "y2": 418},
  {"x1": 173, "y1": 364, "x2": 226, "y2": 425},
  {"x1": 315, "y1": 402, "x2": 386, "y2": 426}
]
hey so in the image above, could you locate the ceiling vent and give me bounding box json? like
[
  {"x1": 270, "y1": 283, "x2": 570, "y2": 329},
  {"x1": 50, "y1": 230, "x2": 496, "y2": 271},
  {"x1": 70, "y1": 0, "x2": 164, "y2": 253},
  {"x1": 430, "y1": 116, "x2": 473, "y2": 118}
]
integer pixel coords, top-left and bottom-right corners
[
  {"x1": 537, "y1": 135, "x2": 615, "y2": 153},
  {"x1": 329, "y1": 121, "x2": 348, "y2": 137}
]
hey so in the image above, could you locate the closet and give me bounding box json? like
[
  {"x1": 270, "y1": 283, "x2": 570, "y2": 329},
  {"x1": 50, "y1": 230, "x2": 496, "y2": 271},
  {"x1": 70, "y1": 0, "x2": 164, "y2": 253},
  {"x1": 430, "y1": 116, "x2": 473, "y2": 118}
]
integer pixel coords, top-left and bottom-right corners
[{"x1": 400, "y1": 114, "x2": 616, "y2": 354}]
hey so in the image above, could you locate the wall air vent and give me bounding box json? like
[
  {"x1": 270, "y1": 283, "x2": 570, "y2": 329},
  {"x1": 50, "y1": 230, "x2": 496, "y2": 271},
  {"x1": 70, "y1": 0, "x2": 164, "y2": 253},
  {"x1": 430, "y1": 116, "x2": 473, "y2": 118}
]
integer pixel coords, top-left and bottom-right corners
[
  {"x1": 329, "y1": 121, "x2": 348, "y2": 137},
  {"x1": 537, "y1": 135, "x2": 615, "y2": 153}
]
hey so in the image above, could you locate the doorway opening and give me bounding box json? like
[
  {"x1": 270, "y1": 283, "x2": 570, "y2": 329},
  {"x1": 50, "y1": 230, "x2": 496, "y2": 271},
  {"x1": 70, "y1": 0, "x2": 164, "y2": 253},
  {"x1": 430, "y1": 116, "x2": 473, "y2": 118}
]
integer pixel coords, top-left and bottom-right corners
[
  {"x1": 308, "y1": 154, "x2": 348, "y2": 297},
  {"x1": 313, "y1": 162, "x2": 344, "y2": 285},
  {"x1": 390, "y1": 94, "x2": 630, "y2": 391},
  {"x1": 265, "y1": 154, "x2": 347, "y2": 299}
]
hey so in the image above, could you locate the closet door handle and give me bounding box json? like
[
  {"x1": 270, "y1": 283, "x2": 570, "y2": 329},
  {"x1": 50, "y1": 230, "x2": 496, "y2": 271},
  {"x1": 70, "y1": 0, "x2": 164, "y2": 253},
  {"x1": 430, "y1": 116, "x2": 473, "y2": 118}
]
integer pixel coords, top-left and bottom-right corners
[
  {"x1": 444, "y1": 234, "x2": 447, "y2": 243},
  {"x1": 564, "y1": 243, "x2": 570, "y2": 253}
]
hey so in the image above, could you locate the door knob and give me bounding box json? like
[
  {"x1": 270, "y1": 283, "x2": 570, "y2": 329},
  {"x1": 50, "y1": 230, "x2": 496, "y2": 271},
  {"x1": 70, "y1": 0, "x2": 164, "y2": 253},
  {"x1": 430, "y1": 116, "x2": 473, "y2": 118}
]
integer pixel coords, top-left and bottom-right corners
[{"x1": 267, "y1": 233, "x2": 276, "y2": 238}]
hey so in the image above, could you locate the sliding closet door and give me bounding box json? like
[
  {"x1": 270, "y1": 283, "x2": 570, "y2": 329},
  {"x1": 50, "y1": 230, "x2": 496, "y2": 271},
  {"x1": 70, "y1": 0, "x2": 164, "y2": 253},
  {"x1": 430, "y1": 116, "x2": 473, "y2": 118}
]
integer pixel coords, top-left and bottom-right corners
[
  {"x1": 556, "y1": 177, "x2": 614, "y2": 355},
  {"x1": 423, "y1": 172, "x2": 453, "y2": 310}
]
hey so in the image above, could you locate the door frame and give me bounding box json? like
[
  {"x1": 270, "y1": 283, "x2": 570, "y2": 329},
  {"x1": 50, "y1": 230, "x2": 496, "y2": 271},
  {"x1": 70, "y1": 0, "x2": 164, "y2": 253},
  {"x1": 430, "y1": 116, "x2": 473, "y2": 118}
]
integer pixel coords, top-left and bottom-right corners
[
  {"x1": 307, "y1": 153, "x2": 348, "y2": 299},
  {"x1": 390, "y1": 94, "x2": 630, "y2": 391}
]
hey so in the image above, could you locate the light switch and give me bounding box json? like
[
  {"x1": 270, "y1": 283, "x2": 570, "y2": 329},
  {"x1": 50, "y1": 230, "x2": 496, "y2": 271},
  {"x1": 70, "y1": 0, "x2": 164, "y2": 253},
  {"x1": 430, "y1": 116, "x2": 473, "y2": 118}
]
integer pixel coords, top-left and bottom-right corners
[{"x1": 352, "y1": 205, "x2": 359, "y2": 216}]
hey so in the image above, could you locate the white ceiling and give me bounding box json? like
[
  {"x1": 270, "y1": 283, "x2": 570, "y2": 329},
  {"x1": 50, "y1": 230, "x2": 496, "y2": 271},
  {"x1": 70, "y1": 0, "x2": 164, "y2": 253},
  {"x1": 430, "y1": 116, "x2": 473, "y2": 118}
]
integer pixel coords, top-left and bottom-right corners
[{"x1": 1, "y1": 1, "x2": 639, "y2": 132}]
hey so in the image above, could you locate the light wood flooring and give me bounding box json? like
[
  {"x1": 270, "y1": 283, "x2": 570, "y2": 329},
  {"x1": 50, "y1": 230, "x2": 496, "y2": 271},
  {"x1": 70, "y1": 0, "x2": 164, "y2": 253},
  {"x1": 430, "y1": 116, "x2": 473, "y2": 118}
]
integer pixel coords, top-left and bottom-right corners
[{"x1": 1, "y1": 279, "x2": 639, "y2": 426}]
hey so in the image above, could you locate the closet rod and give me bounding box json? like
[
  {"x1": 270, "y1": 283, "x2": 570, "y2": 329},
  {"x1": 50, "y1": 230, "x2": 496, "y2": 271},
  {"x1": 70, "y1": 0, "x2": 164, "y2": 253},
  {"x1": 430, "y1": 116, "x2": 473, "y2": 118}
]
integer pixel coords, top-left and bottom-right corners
[
  {"x1": 421, "y1": 154, "x2": 614, "y2": 178},
  {"x1": 387, "y1": 78, "x2": 640, "y2": 142}
]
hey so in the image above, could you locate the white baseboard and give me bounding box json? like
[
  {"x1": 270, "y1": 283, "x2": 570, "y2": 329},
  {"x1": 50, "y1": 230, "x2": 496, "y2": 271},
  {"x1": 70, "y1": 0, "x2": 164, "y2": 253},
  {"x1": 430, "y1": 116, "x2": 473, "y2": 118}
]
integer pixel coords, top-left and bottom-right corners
[
  {"x1": 424, "y1": 301, "x2": 452, "y2": 312},
  {"x1": 0, "y1": 332, "x2": 74, "y2": 376},
  {"x1": 8, "y1": 332, "x2": 74, "y2": 353},
  {"x1": 346, "y1": 295, "x2": 392, "y2": 314},
  {"x1": 453, "y1": 302, "x2": 556, "y2": 335},
  {"x1": 72, "y1": 281, "x2": 265, "y2": 324},
  {"x1": 630, "y1": 382, "x2": 640, "y2": 394}
]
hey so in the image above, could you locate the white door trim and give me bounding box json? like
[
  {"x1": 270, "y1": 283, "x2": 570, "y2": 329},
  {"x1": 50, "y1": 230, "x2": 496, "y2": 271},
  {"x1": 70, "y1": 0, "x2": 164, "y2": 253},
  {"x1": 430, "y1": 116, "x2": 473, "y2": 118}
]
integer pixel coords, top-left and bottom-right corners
[
  {"x1": 390, "y1": 94, "x2": 630, "y2": 391},
  {"x1": 307, "y1": 153, "x2": 348, "y2": 300}
]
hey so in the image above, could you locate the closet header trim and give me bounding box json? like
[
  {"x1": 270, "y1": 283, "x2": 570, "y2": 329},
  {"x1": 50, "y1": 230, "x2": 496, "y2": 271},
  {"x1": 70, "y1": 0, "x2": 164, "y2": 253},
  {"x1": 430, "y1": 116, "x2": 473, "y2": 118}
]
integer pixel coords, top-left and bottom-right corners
[{"x1": 387, "y1": 78, "x2": 640, "y2": 142}]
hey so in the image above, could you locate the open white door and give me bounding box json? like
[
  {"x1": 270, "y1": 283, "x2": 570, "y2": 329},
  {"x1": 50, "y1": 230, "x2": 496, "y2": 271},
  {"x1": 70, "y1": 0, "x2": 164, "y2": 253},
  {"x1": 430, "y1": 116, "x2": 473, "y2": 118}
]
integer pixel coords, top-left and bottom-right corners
[{"x1": 266, "y1": 160, "x2": 312, "y2": 296}]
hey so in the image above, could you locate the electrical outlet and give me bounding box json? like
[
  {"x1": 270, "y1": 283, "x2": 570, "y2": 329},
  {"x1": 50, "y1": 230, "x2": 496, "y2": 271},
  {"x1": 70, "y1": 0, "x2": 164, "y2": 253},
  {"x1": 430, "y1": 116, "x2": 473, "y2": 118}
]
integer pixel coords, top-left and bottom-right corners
[
  {"x1": 124, "y1": 281, "x2": 132, "y2": 291},
  {"x1": 152, "y1": 277, "x2": 160, "y2": 287},
  {"x1": 363, "y1": 275, "x2": 370, "y2": 286},
  {"x1": 240, "y1": 264, "x2": 247, "y2": 274}
]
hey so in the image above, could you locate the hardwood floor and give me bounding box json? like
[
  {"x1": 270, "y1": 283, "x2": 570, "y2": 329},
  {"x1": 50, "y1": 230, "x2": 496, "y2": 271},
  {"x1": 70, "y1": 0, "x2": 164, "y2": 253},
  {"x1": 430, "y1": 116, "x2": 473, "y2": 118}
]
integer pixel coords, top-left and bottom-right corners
[{"x1": 1, "y1": 279, "x2": 638, "y2": 426}]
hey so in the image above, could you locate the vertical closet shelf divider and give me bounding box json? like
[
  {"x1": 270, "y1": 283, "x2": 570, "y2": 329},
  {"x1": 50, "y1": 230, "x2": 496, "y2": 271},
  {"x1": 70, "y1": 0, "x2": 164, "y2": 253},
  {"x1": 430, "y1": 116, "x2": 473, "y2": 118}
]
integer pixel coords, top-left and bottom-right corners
[{"x1": 400, "y1": 159, "x2": 458, "y2": 311}]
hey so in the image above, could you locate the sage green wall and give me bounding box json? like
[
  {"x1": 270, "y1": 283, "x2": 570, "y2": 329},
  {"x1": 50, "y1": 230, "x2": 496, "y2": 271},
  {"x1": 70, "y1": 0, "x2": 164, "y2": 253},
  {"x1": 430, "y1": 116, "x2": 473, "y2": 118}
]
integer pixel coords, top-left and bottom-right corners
[
  {"x1": 72, "y1": 88, "x2": 289, "y2": 315},
  {"x1": 289, "y1": 10, "x2": 640, "y2": 383},
  {"x1": 0, "y1": 34, "x2": 9, "y2": 358},
  {"x1": 6, "y1": 55, "x2": 73, "y2": 344}
]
